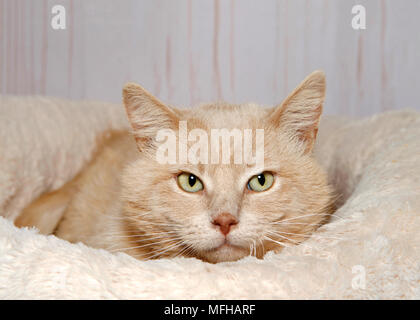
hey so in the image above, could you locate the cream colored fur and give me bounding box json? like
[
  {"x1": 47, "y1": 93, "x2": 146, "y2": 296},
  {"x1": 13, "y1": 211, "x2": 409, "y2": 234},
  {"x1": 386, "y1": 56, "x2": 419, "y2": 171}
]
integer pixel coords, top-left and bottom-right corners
[
  {"x1": 25, "y1": 71, "x2": 333, "y2": 263},
  {"x1": 0, "y1": 94, "x2": 419, "y2": 298}
]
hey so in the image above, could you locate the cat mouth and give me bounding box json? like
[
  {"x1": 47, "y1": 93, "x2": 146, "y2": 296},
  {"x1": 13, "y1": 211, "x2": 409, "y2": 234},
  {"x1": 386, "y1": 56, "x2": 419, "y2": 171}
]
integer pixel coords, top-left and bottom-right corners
[
  {"x1": 201, "y1": 240, "x2": 249, "y2": 263},
  {"x1": 208, "y1": 240, "x2": 247, "y2": 254}
]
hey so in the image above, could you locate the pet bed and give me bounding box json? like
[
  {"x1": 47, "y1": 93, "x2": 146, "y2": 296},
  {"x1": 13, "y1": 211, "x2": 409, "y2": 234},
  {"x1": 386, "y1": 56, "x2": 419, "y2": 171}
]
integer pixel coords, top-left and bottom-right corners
[{"x1": 0, "y1": 95, "x2": 419, "y2": 299}]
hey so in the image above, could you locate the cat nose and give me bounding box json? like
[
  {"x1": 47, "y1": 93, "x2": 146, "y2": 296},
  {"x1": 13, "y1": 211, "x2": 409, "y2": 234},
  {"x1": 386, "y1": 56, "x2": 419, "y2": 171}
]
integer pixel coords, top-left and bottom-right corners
[{"x1": 212, "y1": 213, "x2": 238, "y2": 236}]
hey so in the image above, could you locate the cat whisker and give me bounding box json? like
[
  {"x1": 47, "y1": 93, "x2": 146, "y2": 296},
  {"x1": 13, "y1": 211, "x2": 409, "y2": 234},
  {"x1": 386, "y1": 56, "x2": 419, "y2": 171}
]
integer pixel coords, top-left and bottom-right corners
[
  {"x1": 263, "y1": 235, "x2": 292, "y2": 248},
  {"x1": 276, "y1": 230, "x2": 351, "y2": 241},
  {"x1": 110, "y1": 236, "x2": 186, "y2": 253},
  {"x1": 248, "y1": 239, "x2": 255, "y2": 258},
  {"x1": 145, "y1": 241, "x2": 185, "y2": 260},
  {"x1": 270, "y1": 221, "x2": 324, "y2": 227},
  {"x1": 119, "y1": 215, "x2": 183, "y2": 226},
  {"x1": 172, "y1": 242, "x2": 197, "y2": 259},
  {"x1": 274, "y1": 212, "x2": 343, "y2": 224},
  {"x1": 265, "y1": 230, "x2": 330, "y2": 251},
  {"x1": 100, "y1": 230, "x2": 173, "y2": 240},
  {"x1": 258, "y1": 238, "x2": 265, "y2": 256},
  {"x1": 266, "y1": 231, "x2": 302, "y2": 246},
  {"x1": 271, "y1": 220, "x2": 324, "y2": 225},
  {"x1": 101, "y1": 230, "x2": 179, "y2": 239},
  {"x1": 108, "y1": 234, "x2": 179, "y2": 244},
  {"x1": 250, "y1": 241, "x2": 253, "y2": 257},
  {"x1": 124, "y1": 217, "x2": 183, "y2": 227}
]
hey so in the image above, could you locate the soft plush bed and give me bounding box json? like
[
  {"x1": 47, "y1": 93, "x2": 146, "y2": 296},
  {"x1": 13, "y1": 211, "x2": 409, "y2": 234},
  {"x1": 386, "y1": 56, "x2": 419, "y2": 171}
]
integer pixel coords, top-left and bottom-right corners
[{"x1": 0, "y1": 95, "x2": 419, "y2": 299}]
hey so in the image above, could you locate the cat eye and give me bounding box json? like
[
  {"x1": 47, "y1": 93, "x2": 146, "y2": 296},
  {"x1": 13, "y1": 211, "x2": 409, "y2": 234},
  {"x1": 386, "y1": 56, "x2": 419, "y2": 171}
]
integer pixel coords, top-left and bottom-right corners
[
  {"x1": 177, "y1": 173, "x2": 204, "y2": 193},
  {"x1": 247, "y1": 172, "x2": 274, "y2": 192}
]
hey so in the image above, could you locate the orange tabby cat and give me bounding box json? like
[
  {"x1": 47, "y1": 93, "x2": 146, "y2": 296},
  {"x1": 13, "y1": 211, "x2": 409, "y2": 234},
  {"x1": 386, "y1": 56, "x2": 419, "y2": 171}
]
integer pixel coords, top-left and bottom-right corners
[{"x1": 16, "y1": 71, "x2": 334, "y2": 263}]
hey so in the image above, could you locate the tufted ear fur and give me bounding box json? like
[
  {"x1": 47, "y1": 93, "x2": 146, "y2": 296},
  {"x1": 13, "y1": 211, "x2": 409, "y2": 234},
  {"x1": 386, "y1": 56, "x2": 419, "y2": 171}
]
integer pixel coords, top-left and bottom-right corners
[
  {"x1": 122, "y1": 83, "x2": 179, "y2": 151},
  {"x1": 269, "y1": 70, "x2": 326, "y2": 153}
]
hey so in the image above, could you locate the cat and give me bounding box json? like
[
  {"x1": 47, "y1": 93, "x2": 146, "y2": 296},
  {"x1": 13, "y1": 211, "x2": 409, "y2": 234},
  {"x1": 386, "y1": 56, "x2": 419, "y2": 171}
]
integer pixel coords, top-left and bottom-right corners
[{"x1": 15, "y1": 70, "x2": 335, "y2": 263}]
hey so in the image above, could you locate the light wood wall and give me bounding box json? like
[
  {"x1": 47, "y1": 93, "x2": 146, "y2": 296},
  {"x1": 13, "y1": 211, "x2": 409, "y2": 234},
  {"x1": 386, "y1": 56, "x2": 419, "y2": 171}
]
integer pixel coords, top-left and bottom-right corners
[{"x1": 1, "y1": 0, "x2": 419, "y2": 116}]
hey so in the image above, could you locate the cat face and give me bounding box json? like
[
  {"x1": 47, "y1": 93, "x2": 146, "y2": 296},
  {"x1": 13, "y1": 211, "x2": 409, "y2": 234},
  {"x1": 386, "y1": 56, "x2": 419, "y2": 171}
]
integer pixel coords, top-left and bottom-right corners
[{"x1": 120, "y1": 71, "x2": 334, "y2": 263}]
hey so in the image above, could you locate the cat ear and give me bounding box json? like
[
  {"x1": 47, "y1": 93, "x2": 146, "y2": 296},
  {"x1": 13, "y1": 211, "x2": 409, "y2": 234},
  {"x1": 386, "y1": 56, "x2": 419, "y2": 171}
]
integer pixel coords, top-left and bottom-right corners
[
  {"x1": 123, "y1": 83, "x2": 179, "y2": 150},
  {"x1": 269, "y1": 70, "x2": 325, "y2": 153}
]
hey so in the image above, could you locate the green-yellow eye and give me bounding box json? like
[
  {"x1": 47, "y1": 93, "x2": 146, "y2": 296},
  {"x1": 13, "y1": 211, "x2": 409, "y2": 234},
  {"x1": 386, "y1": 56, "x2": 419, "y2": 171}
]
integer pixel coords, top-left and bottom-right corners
[
  {"x1": 247, "y1": 172, "x2": 274, "y2": 192},
  {"x1": 177, "y1": 173, "x2": 204, "y2": 193}
]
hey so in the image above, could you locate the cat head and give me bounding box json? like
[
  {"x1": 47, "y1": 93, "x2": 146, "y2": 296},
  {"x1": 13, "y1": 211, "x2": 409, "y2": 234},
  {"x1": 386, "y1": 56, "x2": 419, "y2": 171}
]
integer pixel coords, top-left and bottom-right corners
[{"x1": 120, "y1": 70, "x2": 334, "y2": 263}]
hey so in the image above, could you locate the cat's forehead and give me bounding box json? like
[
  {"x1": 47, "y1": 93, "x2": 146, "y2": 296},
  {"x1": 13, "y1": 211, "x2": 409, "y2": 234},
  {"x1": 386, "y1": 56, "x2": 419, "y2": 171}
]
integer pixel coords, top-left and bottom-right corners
[{"x1": 181, "y1": 102, "x2": 272, "y2": 129}]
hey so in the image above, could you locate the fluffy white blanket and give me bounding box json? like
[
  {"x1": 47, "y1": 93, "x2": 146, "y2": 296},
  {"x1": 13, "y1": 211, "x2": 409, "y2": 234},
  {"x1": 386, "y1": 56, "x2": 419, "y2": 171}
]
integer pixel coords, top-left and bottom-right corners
[{"x1": 0, "y1": 95, "x2": 419, "y2": 299}]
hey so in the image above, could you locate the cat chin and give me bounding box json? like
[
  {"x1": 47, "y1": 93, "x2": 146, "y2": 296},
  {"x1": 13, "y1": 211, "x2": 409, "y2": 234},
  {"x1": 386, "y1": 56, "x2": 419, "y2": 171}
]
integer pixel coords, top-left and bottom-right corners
[{"x1": 200, "y1": 243, "x2": 249, "y2": 263}]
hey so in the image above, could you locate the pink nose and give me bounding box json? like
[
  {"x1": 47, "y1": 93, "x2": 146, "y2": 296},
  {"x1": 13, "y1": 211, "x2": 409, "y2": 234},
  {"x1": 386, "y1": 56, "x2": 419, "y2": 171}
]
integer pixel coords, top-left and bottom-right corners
[{"x1": 212, "y1": 213, "x2": 238, "y2": 236}]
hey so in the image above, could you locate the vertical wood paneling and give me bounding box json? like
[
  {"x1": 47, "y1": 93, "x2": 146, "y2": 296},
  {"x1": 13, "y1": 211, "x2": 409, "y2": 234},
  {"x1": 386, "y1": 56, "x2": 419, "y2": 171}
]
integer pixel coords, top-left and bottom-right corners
[
  {"x1": 0, "y1": 0, "x2": 3, "y2": 93},
  {"x1": 0, "y1": 0, "x2": 419, "y2": 117}
]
